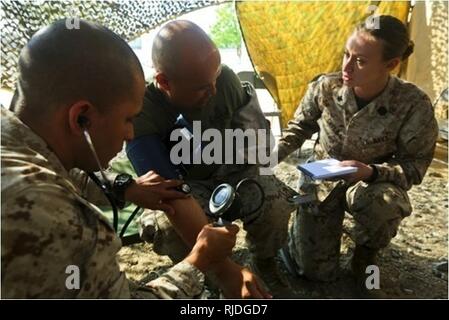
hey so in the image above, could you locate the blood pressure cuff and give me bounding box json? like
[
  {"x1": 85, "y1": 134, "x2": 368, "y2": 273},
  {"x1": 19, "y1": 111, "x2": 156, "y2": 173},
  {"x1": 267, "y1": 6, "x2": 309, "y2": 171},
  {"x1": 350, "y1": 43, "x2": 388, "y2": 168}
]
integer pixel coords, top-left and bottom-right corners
[
  {"x1": 126, "y1": 134, "x2": 182, "y2": 179},
  {"x1": 127, "y1": 113, "x2": 200, "y2": 179}
]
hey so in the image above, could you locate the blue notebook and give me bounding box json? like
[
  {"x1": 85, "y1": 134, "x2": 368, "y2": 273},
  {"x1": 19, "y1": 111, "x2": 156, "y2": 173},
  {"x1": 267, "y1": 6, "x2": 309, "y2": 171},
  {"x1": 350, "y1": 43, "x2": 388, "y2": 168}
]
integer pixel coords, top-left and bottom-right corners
[{"x1": 297, "y1": 158, "x2": 357, "y2": 180}]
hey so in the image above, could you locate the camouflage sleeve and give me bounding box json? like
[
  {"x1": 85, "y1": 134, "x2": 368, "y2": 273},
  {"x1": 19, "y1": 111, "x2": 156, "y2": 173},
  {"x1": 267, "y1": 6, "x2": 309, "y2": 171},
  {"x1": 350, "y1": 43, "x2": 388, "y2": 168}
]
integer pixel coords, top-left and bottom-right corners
[
  {"x1": 372, "y1": 96, "x2": 438, "y2": 190},
  {"x1": 130, "y1": 261, "x2": 205, "y2": 299},
  {"x1": 69, "y1": 168, "x2": 118, "y2": 206},
  {"x1": 1, "y1": 185, "x2": 129, "y2": 298},
  {"x1": 276, "y1": 80, "x2": 322, "y2": 162}
]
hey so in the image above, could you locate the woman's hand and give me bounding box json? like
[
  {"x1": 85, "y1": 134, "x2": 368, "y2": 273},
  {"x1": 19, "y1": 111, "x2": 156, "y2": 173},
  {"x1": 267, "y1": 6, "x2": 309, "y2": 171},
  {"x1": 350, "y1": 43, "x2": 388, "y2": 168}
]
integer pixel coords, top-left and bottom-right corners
[{"x1": 339, "y1": 160, "x2": 374, "y2": 183}]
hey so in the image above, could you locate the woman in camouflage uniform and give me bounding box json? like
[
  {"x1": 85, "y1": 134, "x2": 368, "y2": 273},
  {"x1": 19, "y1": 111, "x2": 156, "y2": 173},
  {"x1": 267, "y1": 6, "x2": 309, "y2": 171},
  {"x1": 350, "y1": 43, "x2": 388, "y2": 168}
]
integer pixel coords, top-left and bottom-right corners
[{"x1": 277, "y1": 15, "x2": 438, "y2": 291}]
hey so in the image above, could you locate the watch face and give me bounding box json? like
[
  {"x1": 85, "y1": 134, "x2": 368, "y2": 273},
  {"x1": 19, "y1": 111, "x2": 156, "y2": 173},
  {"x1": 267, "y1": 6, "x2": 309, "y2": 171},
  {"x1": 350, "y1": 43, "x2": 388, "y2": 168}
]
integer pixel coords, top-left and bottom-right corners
[
  {"x1": 180, "y1": 183, "x2": 191, "y2": 194},
  {"x1": 116, "y1": 174, "x2": 132, "y2": 186}
]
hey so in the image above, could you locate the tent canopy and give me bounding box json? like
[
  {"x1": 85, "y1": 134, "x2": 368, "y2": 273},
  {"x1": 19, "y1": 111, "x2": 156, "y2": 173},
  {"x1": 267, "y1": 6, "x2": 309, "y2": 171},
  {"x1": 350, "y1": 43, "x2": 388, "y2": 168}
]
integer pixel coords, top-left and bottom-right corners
[
  {"x1": 1, "y1": 0, "x2": 223, "y2": 89},
  {"x1": 1, "y1": 0, "x2": 447, "y2": 124},
  {"x1": 236, "y1": 1, "x2": 411, "y2": 125}
]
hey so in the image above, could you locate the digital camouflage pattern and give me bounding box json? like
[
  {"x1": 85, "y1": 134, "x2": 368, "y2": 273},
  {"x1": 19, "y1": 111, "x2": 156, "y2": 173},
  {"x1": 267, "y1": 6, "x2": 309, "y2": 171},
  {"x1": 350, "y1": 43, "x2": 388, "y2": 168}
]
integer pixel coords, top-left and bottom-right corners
[
  {"x1": 288, "y1": 179, "x2": 412, "y2": 281},
  {"x1": 278, "y1": 72, "x2": 438, "y2": 190},
  {"x1": 278, "y1": 73, "x2": 438, "y2": 281},
  {"x1": 1, "y1": 108, "x2": 204, "y2": 298}
]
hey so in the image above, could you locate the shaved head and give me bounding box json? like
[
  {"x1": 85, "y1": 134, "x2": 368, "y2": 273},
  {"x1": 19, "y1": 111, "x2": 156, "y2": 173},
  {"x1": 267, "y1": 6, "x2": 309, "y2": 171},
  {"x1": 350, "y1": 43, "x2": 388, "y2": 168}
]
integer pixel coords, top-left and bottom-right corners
[
  {"x1": 152, "y1": 20, "x2": 218, "y2": 78},
  {"x1": 151, "y1": 20, "x2": 221, "y2": 110},
  {"x1": 14, "y1": 19, "x2": 144, "y2": 118}
]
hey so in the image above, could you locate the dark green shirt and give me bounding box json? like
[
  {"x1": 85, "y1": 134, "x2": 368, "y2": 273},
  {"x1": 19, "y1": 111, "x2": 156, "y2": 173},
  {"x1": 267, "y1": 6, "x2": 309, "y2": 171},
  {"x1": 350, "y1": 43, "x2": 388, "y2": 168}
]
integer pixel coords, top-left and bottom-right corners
[{"x1": 132, "y1": 65, "x2": 247, "y2": 180}]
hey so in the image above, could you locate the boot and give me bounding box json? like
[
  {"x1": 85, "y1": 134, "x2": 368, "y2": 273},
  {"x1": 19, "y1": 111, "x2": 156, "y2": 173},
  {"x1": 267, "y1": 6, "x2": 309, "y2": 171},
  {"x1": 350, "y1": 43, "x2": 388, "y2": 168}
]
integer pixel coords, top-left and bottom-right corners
[
  {"x1": 351, "y1": 245, "x2": 378, "y2": 278},
  {"x1": 351, "y1": 245, "x2": 385, "y2": 298}
]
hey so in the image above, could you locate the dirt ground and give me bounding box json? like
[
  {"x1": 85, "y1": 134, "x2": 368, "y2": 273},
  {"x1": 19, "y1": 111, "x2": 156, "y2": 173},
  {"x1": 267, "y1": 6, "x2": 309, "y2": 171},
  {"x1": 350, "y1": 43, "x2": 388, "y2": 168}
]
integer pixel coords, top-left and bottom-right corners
[{"x1": 117, "y1": 143, "x2": 448, "y2": 299}]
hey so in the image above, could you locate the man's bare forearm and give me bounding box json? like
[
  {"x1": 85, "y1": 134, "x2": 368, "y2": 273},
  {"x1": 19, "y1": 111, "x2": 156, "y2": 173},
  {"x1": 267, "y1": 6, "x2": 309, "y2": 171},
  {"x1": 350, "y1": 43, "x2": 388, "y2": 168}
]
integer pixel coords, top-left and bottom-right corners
[
  {"x1": 165, "y1": 191, "x2": 270, "y2": 299},
  {"x1": 165, "y1": 197, "x2": 235, "y2": 273},
  {"x1": 165, "y1": 197, "x2": 209, "y2": 247}
]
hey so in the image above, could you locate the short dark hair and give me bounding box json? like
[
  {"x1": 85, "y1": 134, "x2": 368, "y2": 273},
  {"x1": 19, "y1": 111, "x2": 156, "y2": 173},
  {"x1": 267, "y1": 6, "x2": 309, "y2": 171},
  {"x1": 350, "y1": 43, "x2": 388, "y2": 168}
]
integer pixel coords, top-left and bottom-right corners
[
  {"x1": 357, "y1": 15, "x2": 414, "y2": 61},
  {"x1": 15, "y1": 19, "x2": 143, "y2": 117}
]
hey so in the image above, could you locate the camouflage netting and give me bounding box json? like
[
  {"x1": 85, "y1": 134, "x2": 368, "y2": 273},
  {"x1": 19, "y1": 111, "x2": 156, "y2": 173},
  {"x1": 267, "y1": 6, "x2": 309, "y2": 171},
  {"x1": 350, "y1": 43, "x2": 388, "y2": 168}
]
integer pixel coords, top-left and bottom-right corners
[
  {"x1": 236, "y1": 1, "x2": 410, "y2": 125},
  {"x1": 0, "y1": 0, "x2": 225, "y2": 90}
]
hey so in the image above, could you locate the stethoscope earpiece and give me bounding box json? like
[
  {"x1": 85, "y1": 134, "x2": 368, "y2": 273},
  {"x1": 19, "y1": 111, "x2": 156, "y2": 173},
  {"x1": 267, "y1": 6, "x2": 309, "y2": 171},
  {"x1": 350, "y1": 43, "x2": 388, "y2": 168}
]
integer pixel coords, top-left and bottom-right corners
[{"x1": 77, "y1": 115, "x2": 90, "y2": 129}]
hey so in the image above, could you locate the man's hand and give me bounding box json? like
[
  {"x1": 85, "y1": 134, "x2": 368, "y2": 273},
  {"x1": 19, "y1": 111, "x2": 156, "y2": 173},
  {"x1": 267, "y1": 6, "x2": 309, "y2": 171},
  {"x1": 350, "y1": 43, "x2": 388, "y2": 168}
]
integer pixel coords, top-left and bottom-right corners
[
  {"x1": 214, "y1": 261, "x2": 272, "y2": 299},
  {"x1": 124, "y1": 170, "x2": 188, "y2": 215},
  {"x1": 339, "y1": 160, "x2": 374, "y2": 183},
  {"x1": 185, "y1": 224, "x2": 239, "y2": 272}
]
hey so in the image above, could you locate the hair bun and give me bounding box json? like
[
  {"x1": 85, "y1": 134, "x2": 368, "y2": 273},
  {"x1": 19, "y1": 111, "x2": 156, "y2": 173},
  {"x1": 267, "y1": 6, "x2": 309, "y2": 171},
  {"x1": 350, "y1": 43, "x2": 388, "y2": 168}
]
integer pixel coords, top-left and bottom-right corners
[{"x1": 402, "y1": 40, "x2": 414, "y2": 60}]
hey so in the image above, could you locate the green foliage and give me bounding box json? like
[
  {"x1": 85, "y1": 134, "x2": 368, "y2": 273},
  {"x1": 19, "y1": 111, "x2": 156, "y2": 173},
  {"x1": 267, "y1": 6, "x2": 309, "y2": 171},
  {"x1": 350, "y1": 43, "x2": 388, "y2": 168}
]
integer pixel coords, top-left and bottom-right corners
[
  {"x1": 210, "y1": 3, "x2": 242, "y2": 49},
  {"x1": 110, "y1": 155, "x2": 137, "y2": 178},
  {"x1": 101, "y1": 154, "x2": 140, "y2": 236}
]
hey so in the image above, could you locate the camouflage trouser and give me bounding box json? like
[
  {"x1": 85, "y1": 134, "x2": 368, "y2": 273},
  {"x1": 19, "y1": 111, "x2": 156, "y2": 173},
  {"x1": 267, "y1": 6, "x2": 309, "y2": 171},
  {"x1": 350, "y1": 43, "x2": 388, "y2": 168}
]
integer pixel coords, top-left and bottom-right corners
[
  {"x1": 288, "y1": 180, "x2": 412, "y2": 282},
  {"x1": 140, "y1": 171, "x2": 297, "y2": 263}
]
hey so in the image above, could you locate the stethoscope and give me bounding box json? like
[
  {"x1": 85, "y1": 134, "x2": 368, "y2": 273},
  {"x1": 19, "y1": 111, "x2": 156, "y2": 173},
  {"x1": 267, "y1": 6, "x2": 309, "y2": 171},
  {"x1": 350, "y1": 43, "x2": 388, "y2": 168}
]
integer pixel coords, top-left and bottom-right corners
[
  {"x1": 81, "y1": 118, "x2": 266, "y2": 236},
  {"x1": 81, "y1": 121, "x2": 141, "y2": 237}
]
